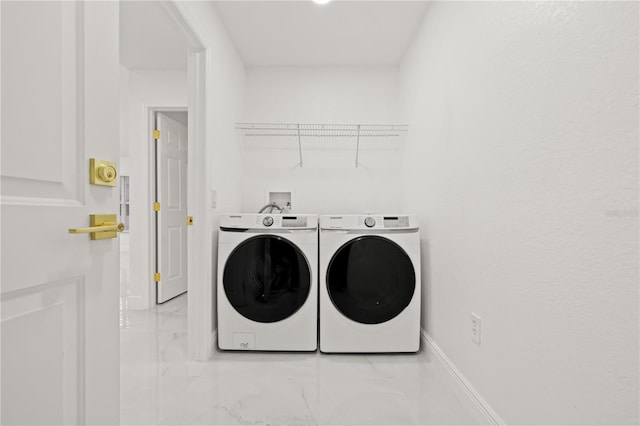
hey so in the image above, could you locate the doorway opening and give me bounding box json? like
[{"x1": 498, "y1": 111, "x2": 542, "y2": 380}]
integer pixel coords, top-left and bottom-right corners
[
  {"x1": 119, "y1": 0, "x2": 211, "y2": 361},
  {"x1": 152, "y1": 110, "x2": 189, "y2": 304}
]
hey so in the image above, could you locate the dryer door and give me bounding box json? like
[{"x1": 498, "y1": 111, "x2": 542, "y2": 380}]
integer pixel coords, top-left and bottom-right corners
[
  {"x1": 327, "y1": 236, "x2": 415, "y2": 324},
  {"x1": 223, "y1": 235, "x2": 311, "y2": 323}
]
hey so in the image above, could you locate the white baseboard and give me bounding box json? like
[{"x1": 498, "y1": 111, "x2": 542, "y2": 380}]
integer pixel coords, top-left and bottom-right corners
[{"x1": 421, "y1": 329, "x2": 505, "y2": 425}]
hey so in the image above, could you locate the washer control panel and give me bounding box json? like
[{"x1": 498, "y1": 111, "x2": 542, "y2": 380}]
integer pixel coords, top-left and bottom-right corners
[
  {"x1": 219, "y1": 214, "x2": 318, "y2": 230},
  {"x1": 382, "y1": 216, "x2": 410, "y2": 228},
  {"x1": 282, "y1": 216, "x2": 309, "y2": 228},
  {"x1": 255, "y1": 215, "x2": 314, "y2": 229}
]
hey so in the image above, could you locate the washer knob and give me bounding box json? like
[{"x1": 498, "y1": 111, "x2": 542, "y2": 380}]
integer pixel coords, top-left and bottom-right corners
[
  {"x1": 364, "y1": 216, "x2": 376, "y2": 228},
  {"x1": 262, "y1": 216, "x2": 274, "y2": 227}
]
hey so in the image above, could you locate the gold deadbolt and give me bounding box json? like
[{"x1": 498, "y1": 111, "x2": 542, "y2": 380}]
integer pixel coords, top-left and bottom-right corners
[
  {"x1": 90, "y1": 158, "x2": 117, "y2": 187},
  {"x1": 68, "y1": 214, "x2": 125, "y2": 240},
  {"x1": 98, "y1": 164, "x2": 116, "y2": 182}
]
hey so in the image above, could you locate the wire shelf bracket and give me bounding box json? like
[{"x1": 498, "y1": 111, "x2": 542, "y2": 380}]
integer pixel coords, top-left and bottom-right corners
[
  {"x1": 297, "y1": 123, "x2": 303, "y2": 167},
  {"x1": 355, "y1": 125, "x2": 361, "y2": 167}
]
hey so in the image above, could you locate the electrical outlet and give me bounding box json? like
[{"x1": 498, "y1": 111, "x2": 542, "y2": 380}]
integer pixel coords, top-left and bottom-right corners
[{"x1": 471, "y1": 313, "x2": 482, "y2": 344}]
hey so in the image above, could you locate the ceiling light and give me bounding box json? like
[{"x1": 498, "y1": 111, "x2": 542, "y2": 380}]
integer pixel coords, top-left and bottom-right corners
[{"x1": 312, "y1": 0, "x2": 332, "y2": 5}]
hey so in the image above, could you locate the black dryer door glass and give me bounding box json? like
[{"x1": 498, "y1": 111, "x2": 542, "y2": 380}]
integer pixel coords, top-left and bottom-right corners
[
  {"x1": 223, "y1": 235, "x2": 311, "y2": 323},
  {"x1": 327, "y1": 236, "x2": 415, "y2": 324}
]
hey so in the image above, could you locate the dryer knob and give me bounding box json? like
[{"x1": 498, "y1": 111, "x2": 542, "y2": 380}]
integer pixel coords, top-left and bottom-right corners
[
  {"x1": 364, "y1": 216, "x2": 376, "y2": 228},
  {"x1": 263, "y1": 216, "x2": 274, "y2": 227}
]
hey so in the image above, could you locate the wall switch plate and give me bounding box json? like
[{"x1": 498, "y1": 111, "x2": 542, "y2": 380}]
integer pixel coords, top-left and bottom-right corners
[
  {"x1": 471, "y1": 313, "x2": 482, "y2": 344},
  {"x1": 211, "y1": 190, "x2": 217, "y2": 208}
]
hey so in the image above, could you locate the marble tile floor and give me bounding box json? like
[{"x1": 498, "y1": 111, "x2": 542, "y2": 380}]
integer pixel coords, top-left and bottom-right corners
[{"x1": 120, "y1": 295, "x2": 480, "y2": 425}]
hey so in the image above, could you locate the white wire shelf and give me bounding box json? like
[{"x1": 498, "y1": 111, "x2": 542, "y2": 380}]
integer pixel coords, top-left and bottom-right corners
[{"x1": 236, "y1": 123, "x2": 408, "y2": 167}]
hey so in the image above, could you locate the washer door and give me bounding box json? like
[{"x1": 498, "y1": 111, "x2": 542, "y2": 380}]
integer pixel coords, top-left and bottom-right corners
[
  {"x1": 223, "y1": 235, "x2": 311, "y2": 323},
  {"x1": 327, "y1": 236, "x2": 415, "y2": 324}
]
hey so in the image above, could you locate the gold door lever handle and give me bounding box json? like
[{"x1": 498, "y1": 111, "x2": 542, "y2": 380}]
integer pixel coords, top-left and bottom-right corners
[
  {"x1": 68, "y1": 222, "x2": 125, "y2": 234},
  {"x1": 68, "y1": 214, "x2": 124, "y2": 240}
]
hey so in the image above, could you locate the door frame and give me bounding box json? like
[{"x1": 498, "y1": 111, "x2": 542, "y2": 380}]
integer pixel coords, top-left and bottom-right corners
[{"x1": 159, "y1": 2, "x2": 212, "y2": 361}]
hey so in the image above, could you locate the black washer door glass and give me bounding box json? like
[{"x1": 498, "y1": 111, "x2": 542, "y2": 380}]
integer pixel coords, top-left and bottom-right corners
[
  {"x1": 327, "y1": 236, "x2": 415, "y2": 324},
  {"x1": 223, "y1": 235, "x2": 311, "y2": 323}
]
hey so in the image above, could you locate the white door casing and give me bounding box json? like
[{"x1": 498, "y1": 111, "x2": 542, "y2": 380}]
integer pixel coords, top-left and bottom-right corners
[
  {"x1": 1, "y1": 2, "x2": 120, "y2": 424},
  {"x1": 156, "y1": 112, "x2": 188, "y2": 303}
]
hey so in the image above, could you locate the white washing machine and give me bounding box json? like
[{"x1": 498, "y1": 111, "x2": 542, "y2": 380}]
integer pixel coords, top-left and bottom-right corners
[
  {"x1": 319, "y1": 214, "x2": 421, "y2": 353},
  {"x1": 217, "y1": 214, "x2": 318, "y2": 351}
]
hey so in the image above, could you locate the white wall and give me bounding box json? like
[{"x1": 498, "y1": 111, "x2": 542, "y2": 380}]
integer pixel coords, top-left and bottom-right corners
[
  {"x1": 120, "y1": 69, "x2": 187, "y2": 309},
  {"x1": 400, "y1": 2, "x2": 639, "y2": 424},
  {"x1": 242, "y1": 67, "x2": 404, "y2": 214}
]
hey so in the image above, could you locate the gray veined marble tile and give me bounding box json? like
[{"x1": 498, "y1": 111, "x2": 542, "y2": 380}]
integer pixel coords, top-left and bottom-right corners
[{"x1": 121, "y1": 294, "x2": 479, "y2": 425}]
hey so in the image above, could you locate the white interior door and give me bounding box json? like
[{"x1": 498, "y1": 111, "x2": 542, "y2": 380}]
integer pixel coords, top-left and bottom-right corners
[
  {"x1": 156, "y1": 112, "x2": 188, "y2": 303},
  {"x1": 1, "y1": 2, "x2": 120, "y2": 424}
]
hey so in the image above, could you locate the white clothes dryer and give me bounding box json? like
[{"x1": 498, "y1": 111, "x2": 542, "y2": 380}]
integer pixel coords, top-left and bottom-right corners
[
  {"x1": 319, "y1": 214, "x2": 421, "y2": 353},
  {"x1": 217, "y1": 214, "x2": 318, "y2": 351}
]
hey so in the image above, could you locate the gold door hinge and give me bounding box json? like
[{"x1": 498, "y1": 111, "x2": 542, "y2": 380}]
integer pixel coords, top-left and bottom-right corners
[
  {"x1": 153, "y1": 129, "x2": 160, "y2": 140},
  {"x1": 187, "y1": 216, "x2": 194, "y2": 226},
  {"x1": 153, "y1": 202, "x2": 160, "y2": 212},
  {"x1": 154, "y1": 272, "x2": 161, "y2": 282}
]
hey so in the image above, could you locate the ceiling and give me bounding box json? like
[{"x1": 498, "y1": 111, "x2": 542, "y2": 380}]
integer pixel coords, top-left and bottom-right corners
[
  {"x1": 120, "y1": 1, "x2": 189, "y2": 70},
  {"x1": 119, "y1": 1, "x2": 430, "y2": 69},
  {"x1": 214, "y1": 1, "x2": 430, "y2": 67}
]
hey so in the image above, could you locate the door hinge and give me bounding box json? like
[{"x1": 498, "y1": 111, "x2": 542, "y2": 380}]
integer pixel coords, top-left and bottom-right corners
[
  {"x1": 153, "y1": 202, "x2": 160, "y2": 212},
  {"x1": 154, "y1": 272, "x2": 161, "y2": 282},
  {"x1": 153, "y1": 129, "x2": 160, "y2": 140},
  {"x1": 187, "y1": 216, "x2": 194, "y2": 226}
]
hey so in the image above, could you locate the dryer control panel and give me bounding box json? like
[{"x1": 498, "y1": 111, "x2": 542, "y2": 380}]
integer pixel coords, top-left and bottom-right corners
[{"x1": 320, "y1": 214, "x2": 418, "y2": 230}]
